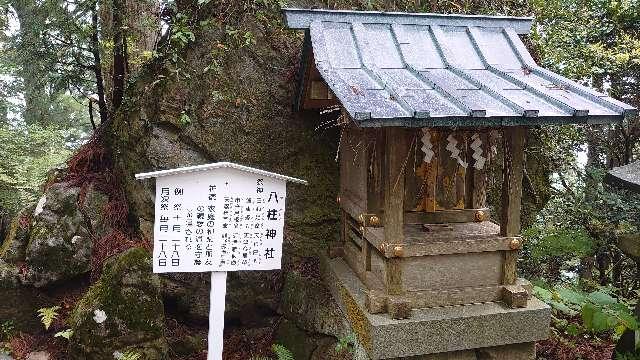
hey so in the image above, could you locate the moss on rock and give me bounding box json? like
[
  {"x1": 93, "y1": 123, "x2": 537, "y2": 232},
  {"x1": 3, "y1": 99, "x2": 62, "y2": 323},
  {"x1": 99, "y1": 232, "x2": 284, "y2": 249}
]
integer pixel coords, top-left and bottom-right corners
[
  {"x1": 280, "y1": 271, "x2": 351, "y2": 339},
  {"x1": 69, "y1": 247, "x2": 168, "y2": 360},
  {"x1": 21, "y1": 183, "x2": 111, "y2": 287},
  {"x1": 0, "y1": 205, "x2": 34, "y2": 264},
  {"x1": 0, "y1": 259, "x2": 20, "y2": 288}
]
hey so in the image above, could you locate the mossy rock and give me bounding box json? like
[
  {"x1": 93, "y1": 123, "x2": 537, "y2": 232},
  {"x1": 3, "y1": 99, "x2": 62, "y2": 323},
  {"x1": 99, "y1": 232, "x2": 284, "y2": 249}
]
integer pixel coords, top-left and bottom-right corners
[
  {"x1": 23, "y1": 183, "x2": 110, "y2": 287},
  {"x1": 0, "y1": 259, "x2": 20, "y2": 288},
  {"x1": 69, "y1": 247, "x2": 168, "y2": 360},
  {"x1": 111, "y1": 2, "x2": 340, "y2": 329},
  {"x1": 280, "y1": 271, "x2": 350, "y2": 339},
  {"x1": 0, "y1": 205, "x2": 35, "y2": 264}
]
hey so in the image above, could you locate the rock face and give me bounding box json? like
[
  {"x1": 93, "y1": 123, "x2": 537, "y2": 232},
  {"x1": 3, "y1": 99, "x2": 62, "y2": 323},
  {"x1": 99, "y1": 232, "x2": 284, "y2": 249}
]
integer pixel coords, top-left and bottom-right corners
[
  {"x1": 110, "y1": 1, "x2": 341, "y2": 329},
  {"x1": 69, "y1": 247, "x2": 168, "y2": 359},
  {"x1": 277, "y1": 271, "x2": 359, "y2": 359}
]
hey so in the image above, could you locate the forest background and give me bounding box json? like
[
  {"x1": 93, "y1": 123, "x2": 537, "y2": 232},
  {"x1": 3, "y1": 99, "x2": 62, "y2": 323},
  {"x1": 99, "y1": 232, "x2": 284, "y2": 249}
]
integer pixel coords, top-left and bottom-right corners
[{"x1": 0, "y1": 0, "x2": 639, "y2": 359}]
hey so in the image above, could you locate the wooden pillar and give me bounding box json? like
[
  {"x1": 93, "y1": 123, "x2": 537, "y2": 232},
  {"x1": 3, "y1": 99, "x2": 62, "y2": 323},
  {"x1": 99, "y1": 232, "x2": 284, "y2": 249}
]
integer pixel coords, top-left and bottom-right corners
[
  {"x1": 384, "y1": 127, "x2": 407, "y2": 295},
  {"x1": 501, "y1": 127, "x2": 526, "y2": 285}
]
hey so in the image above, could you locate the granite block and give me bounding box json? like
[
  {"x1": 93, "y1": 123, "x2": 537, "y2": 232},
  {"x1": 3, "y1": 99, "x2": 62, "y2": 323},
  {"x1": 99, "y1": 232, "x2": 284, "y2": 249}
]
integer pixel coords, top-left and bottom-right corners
[{"x1": 322, "y1": 257, "x2": 551, "y2": 360}]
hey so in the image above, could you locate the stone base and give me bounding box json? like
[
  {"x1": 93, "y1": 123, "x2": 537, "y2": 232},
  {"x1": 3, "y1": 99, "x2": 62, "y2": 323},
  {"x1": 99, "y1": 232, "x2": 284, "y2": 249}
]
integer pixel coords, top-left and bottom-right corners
[
  {"x1": 401, "y1": 342, "x2": 535, "y2": 359},
  {"x1": 321, "y1": 257, "x2": 550, "y2": 360}
]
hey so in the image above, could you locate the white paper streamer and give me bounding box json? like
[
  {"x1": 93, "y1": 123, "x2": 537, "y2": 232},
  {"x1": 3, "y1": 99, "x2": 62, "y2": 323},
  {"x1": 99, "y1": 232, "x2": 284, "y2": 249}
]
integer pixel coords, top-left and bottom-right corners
[
  {"x1": 446, "y1": 134, "x2": 468, "y2": 168},
  {"x1": 420, "y1": 128, "x2": 434, "y2": 163},
  {"x1": 470, "y1": 133, "x2": 486, "y2": 170}
]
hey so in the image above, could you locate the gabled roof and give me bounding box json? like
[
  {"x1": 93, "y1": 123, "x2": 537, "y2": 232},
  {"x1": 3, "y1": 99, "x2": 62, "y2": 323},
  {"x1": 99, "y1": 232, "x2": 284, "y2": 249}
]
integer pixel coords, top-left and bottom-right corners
[
  {"x1": 605, "y1": 161, "x2": 640, "y2": 193},
  {"x1": 284, "y1": 8, "x2": 637, "y2": 127},
  {"x1": 135, "y1": 162, "x2": 308, "y2": 185}
]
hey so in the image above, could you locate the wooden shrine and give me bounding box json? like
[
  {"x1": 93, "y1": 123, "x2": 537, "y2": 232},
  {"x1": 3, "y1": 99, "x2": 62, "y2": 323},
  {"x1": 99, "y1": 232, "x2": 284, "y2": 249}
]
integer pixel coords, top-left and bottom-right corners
[
  {"x1": 284, "y1": 8, "x2": 636, "y2": 359},
  {"x1": 334, "y1": 120, "x2": 529, "y2": 318}
]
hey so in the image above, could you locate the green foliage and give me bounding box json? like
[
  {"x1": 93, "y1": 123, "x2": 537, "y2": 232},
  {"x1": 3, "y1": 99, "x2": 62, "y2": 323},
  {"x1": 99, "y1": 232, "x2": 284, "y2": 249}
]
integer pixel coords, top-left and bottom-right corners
[
  {"x1": 249, "y1": 344, "x2": 294, "y2": 360},
  {"x1": 225, "y1": 26, "x2": 256, "y2": 48},
  {"x1": 113, "y1": 350, "x2": 142, "y2": 360},
  {"x1": 37, "y1": 305, "x2": 61, "y2": 330},
  {"x1": 617, "y1": 351, "x2": 640, "y2": 360},
  {"x1": 178, "y1": 112, "x2": 191, "y2": 126},
  {"x1": 535, "y1": 285, "x2": 638, "y2": 337},
  {"x1": 271, "y1": 344, "x2": 294, "y2": 360},
  {"x1": 531, "y1": 0, "x2": 640, "y2": 83},
  {"x1": 335, "y1": 333, "x2": 356, "y2": 353},
  {"x1": 54, "y1": 329, "x2": 74, "y2": 340},
  {"x1": 0, "y1": 320, "x2": 14, "y2": 341},
  {"x1": 0, "y1": 122, "x2": 76, "y2": 212},
  {"x1": 171, "y1": 13, "x2": 196, "y2": 49},
  {"x1": 524, "y1": 226, "x2": 594, "y2": 261}
]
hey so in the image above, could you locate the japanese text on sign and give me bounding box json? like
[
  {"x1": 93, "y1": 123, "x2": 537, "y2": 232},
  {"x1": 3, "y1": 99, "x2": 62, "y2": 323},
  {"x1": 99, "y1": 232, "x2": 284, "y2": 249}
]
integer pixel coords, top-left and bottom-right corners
[{"x1": 152, "y1": 168, "x2": 286, "y2": 273}]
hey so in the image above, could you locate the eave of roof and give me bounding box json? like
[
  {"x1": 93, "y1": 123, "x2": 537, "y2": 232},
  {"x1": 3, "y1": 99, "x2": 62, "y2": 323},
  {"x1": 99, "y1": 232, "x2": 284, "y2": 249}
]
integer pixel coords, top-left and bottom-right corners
[
  {"x1": 605, "y1": 161, "x2": 640, "y2": 194},
  {"x1": 283, "y1": 8, "x2": 534, "y2": 34},
  {"x1": 284, "y1": 8, "x2": 637, "y2": 127},
  {"x1": 135, "y1": 162, "x2": 308, "y2": 185}
]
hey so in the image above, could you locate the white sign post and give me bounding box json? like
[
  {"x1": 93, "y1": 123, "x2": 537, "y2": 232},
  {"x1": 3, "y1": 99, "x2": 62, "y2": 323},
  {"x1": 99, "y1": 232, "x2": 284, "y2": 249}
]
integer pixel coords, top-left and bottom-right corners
[{"x1": 136, "y1": 162, "x2": 307, "y2": 360}]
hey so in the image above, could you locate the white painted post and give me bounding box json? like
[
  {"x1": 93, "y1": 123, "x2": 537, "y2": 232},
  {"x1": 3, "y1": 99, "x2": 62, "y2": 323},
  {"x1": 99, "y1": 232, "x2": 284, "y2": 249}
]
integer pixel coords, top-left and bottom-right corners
[{"x1": 208, "y1": 271, "x2": 228, "y2": 360}]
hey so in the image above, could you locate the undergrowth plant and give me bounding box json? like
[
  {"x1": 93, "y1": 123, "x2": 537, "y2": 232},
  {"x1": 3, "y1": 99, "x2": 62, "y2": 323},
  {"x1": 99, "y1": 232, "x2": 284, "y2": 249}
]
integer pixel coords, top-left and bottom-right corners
[
  {"x1": 36, "y1": 306, "x2": 61, "y2": 330},
  {"x1": 114, "y1": 350, "x2": 142, "y2": 360},
  {"x1": 251, "y1": 344, "x2": 294, "y2": 360},
  {"x1": 0, "y1": 320, "x2": 14, "y2": 353},
  {"x1": 535, "y1": 285, "x2": 638, "y2": 339},
  {"x1": 335, "y1": 333, "x2": 356, "y2": 353}
]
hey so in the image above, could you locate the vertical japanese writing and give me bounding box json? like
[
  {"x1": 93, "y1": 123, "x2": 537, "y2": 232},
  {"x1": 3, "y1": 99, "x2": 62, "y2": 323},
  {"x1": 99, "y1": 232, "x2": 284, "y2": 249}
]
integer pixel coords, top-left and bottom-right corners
[{"x1": 153, "y1": 171, "x2": 286, "y2": 273}]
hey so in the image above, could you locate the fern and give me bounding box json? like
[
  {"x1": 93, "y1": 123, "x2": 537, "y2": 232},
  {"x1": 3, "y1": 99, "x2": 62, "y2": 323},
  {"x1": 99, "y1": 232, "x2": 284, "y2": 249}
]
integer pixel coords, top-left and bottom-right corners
[
  {"x1": 54, "y1": 329, "x2": 73, "y2": 340},
  {"x1": 37, "y1": 306, "x2": 61, "y2": 330},
  {"x1": 114, "y1": 351, "x2": 142, "y2": 360},
  {"x1": 271, "y1": 344, "x2": 294, "y2": 360}
]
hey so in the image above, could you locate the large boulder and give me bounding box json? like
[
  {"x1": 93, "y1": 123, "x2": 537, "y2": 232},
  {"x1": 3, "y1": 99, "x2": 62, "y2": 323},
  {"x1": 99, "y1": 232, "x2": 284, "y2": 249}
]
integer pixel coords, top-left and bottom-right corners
[
  {"x1": 23, "y1": 183, "x2": 109, "y2": 287},
  {"x1": 161, "y1": 270, "x2": 281, "y2": 326},
  {"x1": 111, "y1": 1, "x2": 340, "y2": 332},
  {"x1": 69, "y1": 247, "x2": 168, "y2": 359}
]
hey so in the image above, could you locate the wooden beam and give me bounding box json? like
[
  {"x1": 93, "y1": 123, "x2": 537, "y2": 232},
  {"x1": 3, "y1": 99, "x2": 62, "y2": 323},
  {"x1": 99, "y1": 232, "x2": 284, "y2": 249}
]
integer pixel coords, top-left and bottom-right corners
[
  {"x1": 501, "y1": 126, "x2": 526, "y2": 236},
  {"x1": 501, "y1": 126, "x2": 526, "y2": 285},
  {"x1": 454, "y1": 131, "x2": 467, "y2": 209},
  {"x1": 437, "y1": 130, "x2": 459, "y2": 209},
  {"x1": 384, "y1": 127, "x2": 408, "y2": 295}
]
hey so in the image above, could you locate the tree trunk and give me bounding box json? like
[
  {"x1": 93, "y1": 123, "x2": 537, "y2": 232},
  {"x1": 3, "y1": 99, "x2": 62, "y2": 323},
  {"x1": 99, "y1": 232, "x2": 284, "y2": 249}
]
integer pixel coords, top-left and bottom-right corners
[
  {"x1": 99, "y1": 0, "x2": 161, "y2": 105},
  {"x1": 11, "y1": 0, "x2": 50, "y2": 126}
]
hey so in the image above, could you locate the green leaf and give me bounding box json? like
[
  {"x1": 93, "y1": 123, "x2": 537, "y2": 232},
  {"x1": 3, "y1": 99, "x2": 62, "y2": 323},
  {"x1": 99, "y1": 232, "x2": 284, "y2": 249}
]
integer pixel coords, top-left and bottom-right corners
[
  {"x1": 582, "y1": 303, "x2": 596, "y2": 330},
  {"x1": 534, "y1": 286, "x2": 553, "y2": 302},
  {"x1": 37, "y1": 306, "x2": 61, "y2": 330},
  {"x1": 557, "y1": 287, "x2": 587, "y2": 305},
  {"x1": 54, "y1": 329, "x2": 73, "y2": 339},
  {"x1": 551, "y1": 300, "x2": 578, "y2": 316},
  {"x1": 566, "y1": 323, "x2": 581, "y2": 336},
  {"x1": 588, "y1": 291, "x2": 617, "y2": 306},
  {"x1": 271, "y1": 344, "x2": 294, "y2": 360}
]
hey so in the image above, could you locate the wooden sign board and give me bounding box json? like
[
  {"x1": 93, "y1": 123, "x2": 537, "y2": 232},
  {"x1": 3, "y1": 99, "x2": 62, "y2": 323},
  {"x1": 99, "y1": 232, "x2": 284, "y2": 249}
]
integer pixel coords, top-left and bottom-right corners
[{"x1": 136, "y1": 162, "x2": 306, "y2": 360}]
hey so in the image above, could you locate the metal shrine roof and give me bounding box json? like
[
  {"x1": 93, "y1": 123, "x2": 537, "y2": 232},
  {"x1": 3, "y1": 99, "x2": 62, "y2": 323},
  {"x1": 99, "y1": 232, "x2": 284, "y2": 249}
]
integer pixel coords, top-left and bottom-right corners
[
  {"x1": 135, "y1": 162, "x2": 308, "y2": 185},
  {"x1": 605, "y1": 162, "x2": 640, "y2": 193},
  {"x1": 284, "y1": 8, "x2": 637, "y2": 127}
]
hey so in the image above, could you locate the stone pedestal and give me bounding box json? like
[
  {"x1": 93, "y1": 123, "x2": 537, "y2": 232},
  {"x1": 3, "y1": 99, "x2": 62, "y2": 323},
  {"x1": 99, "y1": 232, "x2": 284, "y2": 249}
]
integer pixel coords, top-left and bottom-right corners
[{"x1": 321, "y1": 256, "x2": 550, "y2": 360}]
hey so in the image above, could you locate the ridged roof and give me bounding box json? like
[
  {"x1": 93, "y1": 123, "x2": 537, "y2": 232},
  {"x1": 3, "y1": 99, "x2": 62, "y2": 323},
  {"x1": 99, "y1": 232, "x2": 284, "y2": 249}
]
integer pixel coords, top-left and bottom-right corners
[{"x1": 284, "y1": 8, "x2": 637, "y2": 127}]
